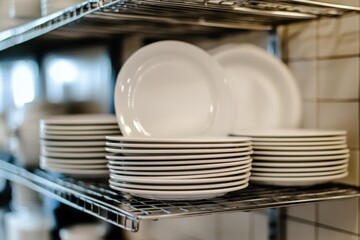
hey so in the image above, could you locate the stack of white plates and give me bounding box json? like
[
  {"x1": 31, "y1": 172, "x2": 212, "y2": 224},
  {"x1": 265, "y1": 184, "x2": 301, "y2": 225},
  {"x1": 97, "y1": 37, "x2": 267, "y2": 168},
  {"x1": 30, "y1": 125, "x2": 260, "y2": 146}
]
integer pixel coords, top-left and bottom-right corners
[
  {"x1": 232, "y1": 129, "x2": 349, "y2": 186},
  {"x1": 105, "y1": 136, "x2": 253, "y2": 200},
  {"x1": 39, "y1": 114, "x2": 121, "y2": 177}
]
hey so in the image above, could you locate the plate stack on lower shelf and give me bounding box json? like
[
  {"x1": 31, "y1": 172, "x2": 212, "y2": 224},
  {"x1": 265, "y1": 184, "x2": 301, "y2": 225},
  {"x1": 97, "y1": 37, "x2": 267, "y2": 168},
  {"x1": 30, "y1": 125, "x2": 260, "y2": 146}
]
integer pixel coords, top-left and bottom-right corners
[
  {"x1": 39, "y1": 114, "x2": 121, "y2": 178},
  {"x1": 105, "y1": 136, "x2": 253, "y2": 200},
  {"x1": 232, "y1": 129, "x2": 350, "y2": 186}
]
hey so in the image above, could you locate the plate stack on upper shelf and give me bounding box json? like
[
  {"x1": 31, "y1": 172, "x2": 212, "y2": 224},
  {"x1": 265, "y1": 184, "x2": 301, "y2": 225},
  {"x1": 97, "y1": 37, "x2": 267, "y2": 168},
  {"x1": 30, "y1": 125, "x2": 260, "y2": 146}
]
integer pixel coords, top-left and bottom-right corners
[
  {"x1": 39, "y1": 114, "x2": 121, "y2": 178},
  {"x1": 232, "y1": 129, "x2": 349, "y2": 186},
  {"x1": 105, "y1": 136, "x2": 253, "y2": 200}
]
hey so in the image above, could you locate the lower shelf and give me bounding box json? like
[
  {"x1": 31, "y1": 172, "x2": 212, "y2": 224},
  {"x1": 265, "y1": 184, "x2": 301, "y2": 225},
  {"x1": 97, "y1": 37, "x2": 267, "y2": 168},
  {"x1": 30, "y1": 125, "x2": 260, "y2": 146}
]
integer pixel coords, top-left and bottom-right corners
[{"x1": 0, "y1": 158, "x2": 359, "y2": 232}]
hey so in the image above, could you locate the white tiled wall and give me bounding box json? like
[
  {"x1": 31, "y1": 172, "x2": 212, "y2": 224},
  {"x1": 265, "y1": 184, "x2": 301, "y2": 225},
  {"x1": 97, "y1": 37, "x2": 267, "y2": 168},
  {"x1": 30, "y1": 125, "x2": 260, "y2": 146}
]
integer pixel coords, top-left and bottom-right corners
[{"x1": 283, "y1": 9, "x2": 360, "y2": 240}]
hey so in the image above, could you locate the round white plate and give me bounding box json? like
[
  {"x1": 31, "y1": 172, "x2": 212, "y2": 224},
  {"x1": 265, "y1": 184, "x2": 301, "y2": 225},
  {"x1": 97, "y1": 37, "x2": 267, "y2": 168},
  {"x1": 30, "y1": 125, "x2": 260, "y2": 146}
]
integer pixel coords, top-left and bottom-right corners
[
  {"x1": 105, "y1": 146, "x2": 252, "y2": 155},
  {"x1": 110, "y1": 171, "x2": 251, "y2": 184},
  {"x1": 114, "y1": 40, "x2": 233, "y2": 138},
  {"x1": 41, "y1": 124, "x2": 119, "y2": 131},
  {"x1": 41, "y1": 130, "x2": 120, "y2": 136},
  {"x1": 252, "y1": 158, "x2": 348, "y2": 167},
  {"x1": 41, "y1": 135, "x2": 109, "y2": 141},
  {"x1": 254, "y1": 148, "x2": 349, "y2": 156},
  {"x1": 252, "y1": 163, "x2": 348, "y2": 173},
  {"x1": 41, "y1": 114, "x2": 117, "y2": 125},
  {"x1": 109, "y1": 177, "x2": 249, "y2": 190},
  {"x1": 41, "y1": 150, "x2": 106, "y2": 158},
  {"x1": 252, "y1": 140, "x2": 346, "y2": 146},
  {"x1": 41, "y1": 140, "x2": 106, "y2": 147},
  {"x1": 40, "y1": 163, "x2": 109, "y2": 175},
  {"x1": 246, "y1": 136, "x2": 346, "y2": 142},
  {"x1": 252, "y1": 153, "x2": 350, "y2": 161},
  {"x1": 250, "y1": 172, "x2": 348, "y2": 186},
  {"x1": 111, "y1": 167, "x2": 251, "y2": 180},
  {"x1": 210, "y1": 43, "x2": 301, "y2": 131},
  {"x1": 253, "y1": 144, "x2": 347, "y2": 151},
  {"x1": 233, "y1": 129, "x2": 346, "y2": 138},
  {"x1": 107, "y1": 160, "x2": 249, "y2": 171},
  {"x1": 40, "y1": 156, "x2": 108, "y2": 164},
  {"x1": 109, "y1": 164, "x2": 252, "y2": 177},
  {"x1": 106, "y1": 136, "x2": 250, "y2": 143},
  {"x1": 107, "y1": 156, "x2": 251, "y2": 166},
  {"x1": 106, "y1": 151, "x2": 253, "y2": 160},
  {"x1": 109, "y1": 182, "x2": 248, "y2": 200},
  {"x1": 251, "y1": 169, "x2": 346, "y2": 177},
  {"x1": 42, "y1": 146, "x2": 105, "y2": 153},
  {"x1": 41, "y1": 161, "x2": 107, "y2": 169},
  {"x1": 105, "y1": 141, "x2": 251, "y2": 149}
]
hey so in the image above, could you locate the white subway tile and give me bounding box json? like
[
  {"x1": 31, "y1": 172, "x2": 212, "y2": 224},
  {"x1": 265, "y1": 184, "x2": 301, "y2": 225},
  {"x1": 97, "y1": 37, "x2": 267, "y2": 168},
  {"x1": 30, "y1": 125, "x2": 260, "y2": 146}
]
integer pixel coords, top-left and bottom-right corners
[
  {"x1": 337, "y1": 150, "x2": 360, "y2": 186},
  {"x1": 318, "y1": 227, "x2": 358, "y2": 240},
  {"x1": 288, "y1": 60, "x2": 317, "y2": 100},
  {"x1": 286, "y1": 220, "x2": 315, "y2": 240},
  {"x1": 287, "y1": 204, "x2": 316, "y2": 222},
  {"x1": 317, "y1": 14, "x2": 360, "y2": 58},
  {"x1": 318, "y1": 57, "x2": 359, "y2": 100},
  {"x1": 251, "y1": 211, "x2": 268, "y2": 240},
  {"x1": 301, "y1": 101, "x2": 318, "y2": 128},
  {"x1": 318, "y1": 198, "x2": 359, "y2": 234},
  {"x1": 217, "y1": 212, "x2": 251, "y2": 240},
  {"x1": 318, "y1": 102, "x2": 359, "y2": 149},
  {"x1": 284, "y1": 21, "x2": 317, "y2": 60}
]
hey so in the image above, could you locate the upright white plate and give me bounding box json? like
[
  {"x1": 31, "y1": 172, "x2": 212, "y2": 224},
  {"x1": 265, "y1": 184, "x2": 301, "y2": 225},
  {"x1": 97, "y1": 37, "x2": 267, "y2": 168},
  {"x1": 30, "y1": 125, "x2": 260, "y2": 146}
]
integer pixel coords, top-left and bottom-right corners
[
  {"x1": 114, "y1": 40, "x2": 233, "y2": 138},
  {"x1": 210, "y1": 43, "x2": 301, "y2": 131}
]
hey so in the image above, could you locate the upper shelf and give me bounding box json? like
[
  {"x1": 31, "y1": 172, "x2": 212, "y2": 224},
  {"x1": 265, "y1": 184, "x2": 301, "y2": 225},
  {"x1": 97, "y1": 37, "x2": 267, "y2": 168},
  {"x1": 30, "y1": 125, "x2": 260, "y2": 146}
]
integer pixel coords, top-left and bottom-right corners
[
  {"x1": 0, "y1": 0, "x2": 360, "y2": 51},
  {"x1": 1, "y1": 158, "x2": 360, "y2": 232}
]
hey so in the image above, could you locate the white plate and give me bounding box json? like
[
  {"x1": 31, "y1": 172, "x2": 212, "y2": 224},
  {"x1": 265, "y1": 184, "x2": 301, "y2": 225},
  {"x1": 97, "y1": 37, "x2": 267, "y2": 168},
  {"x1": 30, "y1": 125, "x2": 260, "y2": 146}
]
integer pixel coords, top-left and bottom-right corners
[
  {"x1": 254, "y1": 148, "x2": 349, "y2": 156},
  {"x1": 105, "y1": 141, "x2": 251, "y2": 149},
  {"x1": 105, "y1": 146, "x2": 252, "y2": 155},
  {"x1": 107, "y1": 155, "x2": 251, "y2": 166},
  {"x1": 41, "y1": 114, "x2": 117, "y2": 125},
  {"x1": 114, "y1": 40, "x2": 233, "y2": 138},
  {"x1": 41, "y1": 135, "x2": 108, "y2": 141},
  {"x1": 233, "y1": 129, "x2": 346, "y2": 138},
  {"x1": 106, "y1": 136, "x2": 250, "y2": 143},
  {"x1": 246, "y1": 136, "x2": 346, "y2": 142},
  {"x1": 252, "y1": 140, "x2": 346, "y2": 146},
  {"x1": 40, "y1": 156, "x2": 108, "y2": 164},
  {"x1": 40, "y1": 140, "x2": 105, "y2": 147},
  {"x1": 41, "y1": 150, "x2": 106, "y2": 158},
  {"x1": 41, "y1": 130, "x2": 120, "y2": 136},
  {"x1": 109, "y1": 164, "x2": 252, "y2": 177},
  {"x1": 41, "y1": 124, "x2": 119, "y2": 131},
  {"x1": 40, "y1": 163, "x2": 109, "y2": 175},
  {"x1": 109, "y1": 177, "x2": 249, "y2": 190},
  {"x1": 252, "y1": 163, "x2": 348, "y2": 173},
  {"x1": 109, "y1": 182, "x2": 248, "y2": 200},
  {"x1": 252, "y1": 153, "x2": 350, "y2": 161},
  {"x1": 251, "y1": 169, "x2": 346, "y2": 177},
  {"x1": 252, "y1": 159, "x2": 348, "y2": 167},
  {"x1": 210, "y1": 43, "x2": 301, "y2": 131},
  {"x1": 42, "y1": 146, "x2": 105, "y2": 153},
  {"x1": 107, "y1": 160, "x2": 249, "y2": 171},
  {"x1": 41, "y1": 161, "x2": 107, "y2": 169},
  {"x1": 106, "y1": 151, "x2": 253, "y2": 160},
  {"x1": 253, "y1": 144, "x2": 347, "y2": 151},
  {"x1": 110, "y1": 171, "x2": 251, "y2": 184},
  {"x1": 250, "y1": 172, "x2": 348, "y2": 186},
  {"x1": 111, "y1": 167, "x2": 251, "y2": 180}
]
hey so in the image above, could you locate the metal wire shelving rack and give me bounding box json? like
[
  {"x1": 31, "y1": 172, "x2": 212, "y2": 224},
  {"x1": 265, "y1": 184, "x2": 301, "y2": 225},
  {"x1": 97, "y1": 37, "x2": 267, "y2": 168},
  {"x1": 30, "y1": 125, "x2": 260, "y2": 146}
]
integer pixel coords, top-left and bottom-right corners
[
  {"x1": 1, "y1": 159, "x2": 359, "y2": 232},
  {"x1": 1, "y1": 0, "x2": 360, "y2": 50}
]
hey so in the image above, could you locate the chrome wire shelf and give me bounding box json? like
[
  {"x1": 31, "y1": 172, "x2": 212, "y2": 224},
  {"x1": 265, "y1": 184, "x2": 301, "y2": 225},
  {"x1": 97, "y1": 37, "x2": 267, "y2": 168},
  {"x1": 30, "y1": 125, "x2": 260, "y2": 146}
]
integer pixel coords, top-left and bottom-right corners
[
  {"x1": 0, "y1": 159, "x2": 359, "y2": 232},
  {"x1": 1, "y1": 0, "x2": 360, "y2": 51}
]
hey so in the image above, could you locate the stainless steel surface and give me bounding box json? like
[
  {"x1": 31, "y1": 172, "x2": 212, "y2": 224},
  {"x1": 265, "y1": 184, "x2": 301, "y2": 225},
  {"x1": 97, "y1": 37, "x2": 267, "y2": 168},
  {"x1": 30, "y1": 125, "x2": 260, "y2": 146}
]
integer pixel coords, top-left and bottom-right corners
[
  {"x1": 0, "y1": 159, "x2": 359, "y2": 232},
  {"x1": 1, "y1": 0, "x2": 360, "y2": 51}
]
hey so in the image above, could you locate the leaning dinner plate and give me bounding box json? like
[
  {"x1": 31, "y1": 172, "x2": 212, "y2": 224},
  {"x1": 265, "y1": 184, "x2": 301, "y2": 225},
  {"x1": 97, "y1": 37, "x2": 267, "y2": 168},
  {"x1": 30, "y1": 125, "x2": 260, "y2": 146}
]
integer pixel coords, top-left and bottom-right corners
[
  {"x1": 114, "y1": 40, "x2": 234, "y2": 138},
  {"x1": 210, "y1": 43, "x2": 301, "y2": 131}
]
